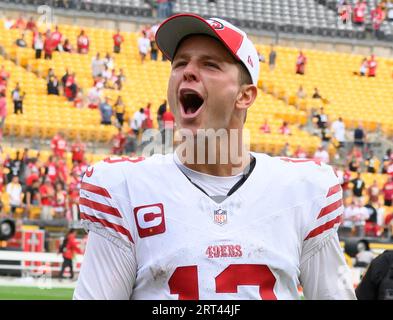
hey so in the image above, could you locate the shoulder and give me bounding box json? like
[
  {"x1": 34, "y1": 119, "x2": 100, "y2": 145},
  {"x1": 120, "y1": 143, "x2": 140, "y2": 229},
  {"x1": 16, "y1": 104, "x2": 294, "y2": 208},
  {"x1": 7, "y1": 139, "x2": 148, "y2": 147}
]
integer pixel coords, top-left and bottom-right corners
[
  {"x1": 83, "y1": 154, "x2": 172, "y2": 185},
  {"x1": 253, "y1": 153, "x2": 339, "y2": 199}
]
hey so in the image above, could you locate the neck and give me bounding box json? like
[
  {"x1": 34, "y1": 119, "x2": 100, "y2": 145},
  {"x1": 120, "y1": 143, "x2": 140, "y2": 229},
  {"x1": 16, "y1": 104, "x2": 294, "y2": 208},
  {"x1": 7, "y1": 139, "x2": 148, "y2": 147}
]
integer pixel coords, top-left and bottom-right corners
[{"x1": 175, "y1": 129, "x2": 250, "y2": 176}]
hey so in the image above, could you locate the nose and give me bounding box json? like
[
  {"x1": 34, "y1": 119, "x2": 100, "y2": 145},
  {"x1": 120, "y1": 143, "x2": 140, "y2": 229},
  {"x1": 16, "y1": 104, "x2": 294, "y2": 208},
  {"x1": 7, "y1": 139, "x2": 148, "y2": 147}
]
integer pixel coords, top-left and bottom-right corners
[{"x1": 183, "y1": 61, "x2": 199, "y2": 82}]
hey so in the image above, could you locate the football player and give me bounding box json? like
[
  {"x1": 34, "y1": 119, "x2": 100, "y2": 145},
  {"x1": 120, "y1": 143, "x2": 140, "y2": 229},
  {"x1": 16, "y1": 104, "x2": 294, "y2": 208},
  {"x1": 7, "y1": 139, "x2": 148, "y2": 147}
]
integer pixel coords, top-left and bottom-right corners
[{"x1": 74, "y1": 14, "x2": 356, "y2": 300}]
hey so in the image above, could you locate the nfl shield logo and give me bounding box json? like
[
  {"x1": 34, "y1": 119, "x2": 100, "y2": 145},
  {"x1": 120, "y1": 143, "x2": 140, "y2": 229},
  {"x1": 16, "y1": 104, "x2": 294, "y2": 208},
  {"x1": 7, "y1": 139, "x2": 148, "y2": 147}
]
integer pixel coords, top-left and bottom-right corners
[{"x1": 214, "y1": 209, "x2": 227, "y2": 226}]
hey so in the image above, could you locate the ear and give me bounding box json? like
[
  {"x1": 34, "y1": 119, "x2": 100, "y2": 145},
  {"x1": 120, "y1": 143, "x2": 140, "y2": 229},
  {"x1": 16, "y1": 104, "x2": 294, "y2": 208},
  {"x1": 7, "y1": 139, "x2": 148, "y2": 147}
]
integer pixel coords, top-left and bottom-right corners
[{"x1": 235, "y1": 84, "x2": 257, "y2": 111}]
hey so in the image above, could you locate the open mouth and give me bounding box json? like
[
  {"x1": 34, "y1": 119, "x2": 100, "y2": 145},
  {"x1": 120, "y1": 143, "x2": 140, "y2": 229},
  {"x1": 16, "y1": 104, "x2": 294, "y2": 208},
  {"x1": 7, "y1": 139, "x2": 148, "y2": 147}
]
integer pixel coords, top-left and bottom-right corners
[{"x1": 179, "y1": 88, "x2": 204, "y2": 118}]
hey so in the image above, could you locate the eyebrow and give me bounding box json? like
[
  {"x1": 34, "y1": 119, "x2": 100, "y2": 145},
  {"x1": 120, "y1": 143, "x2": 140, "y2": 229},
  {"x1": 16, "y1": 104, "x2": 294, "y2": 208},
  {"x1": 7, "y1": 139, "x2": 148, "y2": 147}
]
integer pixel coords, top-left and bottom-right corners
[{"x1": 173, "y1": 53, "x2": 233, "y2": 63}]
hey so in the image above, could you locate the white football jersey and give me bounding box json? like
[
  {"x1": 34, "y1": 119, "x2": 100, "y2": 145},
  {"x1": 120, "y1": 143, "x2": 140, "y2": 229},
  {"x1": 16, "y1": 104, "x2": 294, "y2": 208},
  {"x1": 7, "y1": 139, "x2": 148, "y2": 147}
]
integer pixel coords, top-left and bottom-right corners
[{"x1": 74, "y1": 153, "x2": 356, "y2": 300}]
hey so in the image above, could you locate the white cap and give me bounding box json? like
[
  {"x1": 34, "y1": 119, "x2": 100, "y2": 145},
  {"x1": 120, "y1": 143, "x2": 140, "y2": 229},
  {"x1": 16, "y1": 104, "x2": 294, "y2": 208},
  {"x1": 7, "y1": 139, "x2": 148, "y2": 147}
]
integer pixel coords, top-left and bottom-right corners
[{"x1": 155, "y1": 13, "x2": 260, "y2": 85}]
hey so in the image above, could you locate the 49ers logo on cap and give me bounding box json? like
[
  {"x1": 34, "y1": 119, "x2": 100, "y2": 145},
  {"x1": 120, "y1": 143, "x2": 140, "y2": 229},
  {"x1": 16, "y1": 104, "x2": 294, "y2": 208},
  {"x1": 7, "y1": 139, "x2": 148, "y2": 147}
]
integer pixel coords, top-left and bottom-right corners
[
  {"x1": 134, "y1": 203, "x2": 166, "y2": 238},
  {"x1": 207, "y1": 19, "x2": 224, "y2": 30}
]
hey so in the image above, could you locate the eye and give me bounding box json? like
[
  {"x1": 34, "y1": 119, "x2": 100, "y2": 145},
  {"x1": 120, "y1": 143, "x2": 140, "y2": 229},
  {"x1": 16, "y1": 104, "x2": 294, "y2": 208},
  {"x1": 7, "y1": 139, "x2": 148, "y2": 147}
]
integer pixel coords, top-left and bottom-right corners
[
  {"x1": 173, "y1": 60, "x2": 187, "y2": 68},
  {"x1": 205, "y1": 61, "x2": 220, "y2": 69}
]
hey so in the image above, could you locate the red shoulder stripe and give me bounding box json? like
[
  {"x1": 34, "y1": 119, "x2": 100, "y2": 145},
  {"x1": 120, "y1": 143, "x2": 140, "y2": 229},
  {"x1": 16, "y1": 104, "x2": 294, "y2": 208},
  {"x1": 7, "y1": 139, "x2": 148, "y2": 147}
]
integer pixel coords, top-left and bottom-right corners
[
  {"x1": 81, "y1": 182, "x2": 111, "y2": 198},
  {"x1": 80, "y1": 212, "x2": 134, "y2": 243},
  {"x1": 326, "y1": 184, "x2": 341, "y2": 197},
  {"x1": 317, "y1": 199, "x2": 343, "y2": 219},
  {"x1": 79, "y1": 197, "x2": 121, "y2": 217},
  {"x1": 305, "y1": 215, "x2": 342, "y2": 240}
]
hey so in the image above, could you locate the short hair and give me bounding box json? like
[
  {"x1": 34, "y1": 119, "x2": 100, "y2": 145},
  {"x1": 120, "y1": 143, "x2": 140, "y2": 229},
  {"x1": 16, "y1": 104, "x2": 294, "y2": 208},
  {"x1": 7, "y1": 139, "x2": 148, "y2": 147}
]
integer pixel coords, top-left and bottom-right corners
[{"x1": 237, "y1": 63, "x2": 253, "y2": 86}]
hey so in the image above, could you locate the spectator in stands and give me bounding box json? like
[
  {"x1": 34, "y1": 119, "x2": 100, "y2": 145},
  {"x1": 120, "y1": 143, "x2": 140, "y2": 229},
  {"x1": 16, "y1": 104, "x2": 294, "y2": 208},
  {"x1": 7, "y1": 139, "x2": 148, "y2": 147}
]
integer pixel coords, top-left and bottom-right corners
[
  {"x1": 103, "y1": 53, "x2": 114, "y2": 71},
  {"x1": 382, "y1": 176, "x2": 393, "y2": 206},
  {"x1": 365, "y1": 150, "x2": 380, "y2": 173},
  {"x1": 65, "y1": 72, "x2": 77, "y2": 101},
  {"x1": 162, "y1": 107, "x2": 175, "y2": 144},
  {"x1": 338, "y1": 1, "x2": 352, "y2": 24},
  {"x1": 355, "y1": 57, "x2": 368, "y2": 76},
  {"x1": 313, "y1": 145, "x2": 330, "y2": 164},
  {"x1": 125, "y1": 129, "x2": 137, "y2": 156},
  {"x1": 51, "y1": 132, "x2": 67, "y2": 159},
  {"x1": 150, "y1": 36, "x2": 159, "y2": 61},
  {"x1": 54, "y1": 181, "x2": 68, "y2": 219},
  {"x1": 296, "y1": 85, "x2": 307, "y2": 99},
  {"x1": 6, "y1": 175, "x2": 23, "y2": 217},
  {"x1": 167, "y1": 0, "x2": 175, "y2": 17},
  {"x1": 111, "y1": 128, "x2": 126, "y2": 155},
  {"x1": 47, "y1": 76, "x2": 60, "y2": 96},
  {"x1": 99, "y1": 97, "x2": 113, "y2": 125},
  {"x1": 24, "y1": 178, "x2": 40, "y2": 219},
  {"x1": 12, "y1": 15, "x2": 26, "y2": 30},
  {"x1": 3, "y1": 16, "x2": 14, "y2": 30},
  {"x1": 331, "y1": 117, "x2": 346, "y2": 149},
  {"x1": 312, "y1": 87, "x2": 322, "y2": 99},
  {"x1": 143, "y1": 103, "x2": 153, "y2": 131},
  {"x1": 367, "y1": 55, "x2": 378, "y2": 77},
  {"x1": 382, "y1": 149, "x2": 392, "y2": 174},
  {"x1": 294, "y1": 145, "x2": 307, "y2": 158},
  {"x1": 25, "y1": 17, "x2": 36, "y2": 31},
  {"x1": 295, "y1": 51, "x2": 307, "y2": 75},
  {"x1": 138, "y1": 31, "x2": 151, "y2": 64},
  {"x1": 371, "y1": 3, "x2": 386, "y2": 37},
  {"x1": 268, "y1": 45, "x2": 277, "y2": 71},
  {"x1": 320, "y1": 127, "x2": 332, "y2": 149},
  {"x1": 59, "y1": 228, "x2": 82, "y2": 280},
  {"x1": 12, "y1": 83, "x2": 25, "y2": 115},
  {"x1": 259, "y1": 119, "x2": 271, "y2": 133},
  {"x1": 279, "y1": 121, "x2": 291, "y2": 135},
  {"x1": 62, "y1": 39, "x2": 73, "y2": 53},
  {"x1": 39, "y1": 177, "x2": 55, "y2": 220},
  {"x1": 257, "y1": 51, "x2": 265, "y2": 63},
  {"x1": 15, "y1": 33, "x2": 27, "y2": 48},
  {"x1": 388, "y1": 1, "x2": 393, "y2": 21},
  {"x1": 113, "y1": 29, "x2": 124, "y2": 54},
  {"x1": 351, "y1": 171, "x2": 366, "y2": 201},
  {"x1": 91, "y1": 53, "x2": 104, "y2": 79},
  {"x1": 347, "y1": 147, "x2": 363, "y2": 172},
  {"x1": 87, "y1": 85, "x2": 102, "y2": 109},
  {"x1": 157, "y1": 0, "x2": 169, "y2": 18},
  {"x1": 354, "y1": 122, "x2": 366, "y2": 148},
  {"x1": 44, "y1": 30, "x2": 55, "y2": 60},
  {"x1": 77, "y1": 30, "x2": 89, "y2": 54},
  {"x1": 157, "y1": 100, "x2": 167, "y2": 132},
  {"x1": 71, "y1": 136, "x2": 86, "y2": 164},
  {"x1": 130, "y1": 108, "x2": 146, "y2": 136},
  {"x1": 353, "y1": 0, "x2": 367, "y2": 25},
  {"x1": 33, "y1": 32, "x2": 44, "y2": 59},
  {"x1": 314, "y1": 107, "x2": 328, "y2": 129},
  {"x1": 51, "y1": 26, "x2": 63, "y2": 51},
  {"x1": 368, "y1": 180, "x2": 381, "y2": 205},
  {"x1": 353, "y1": 200, "x2": 370, "y2": 237},
  {"x1": 110, "y1": 96, "x2": 124, "y2": 127},
  {"x1": 280, "y1": 142, "x2": 292, "y2": 157},
  {"x1": 355, "y1": 241, "x2": 374, "y2": 267},
  {"x1": 102, "y1": 66, "x2": 112, "y2": 88},
  {"x1": 115, "y1": 68, "x2": 126, "y2": 90},
  {"x1": 0, "y1": 92, "x2": 6, "y2": 141}
]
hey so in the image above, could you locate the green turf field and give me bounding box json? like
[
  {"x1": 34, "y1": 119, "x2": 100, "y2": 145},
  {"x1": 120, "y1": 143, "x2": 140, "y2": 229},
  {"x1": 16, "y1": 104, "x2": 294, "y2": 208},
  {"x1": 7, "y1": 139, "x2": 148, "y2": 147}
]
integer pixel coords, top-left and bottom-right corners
[{"x1": 0, "y1": 286, "x2": 74, "y2": 300}]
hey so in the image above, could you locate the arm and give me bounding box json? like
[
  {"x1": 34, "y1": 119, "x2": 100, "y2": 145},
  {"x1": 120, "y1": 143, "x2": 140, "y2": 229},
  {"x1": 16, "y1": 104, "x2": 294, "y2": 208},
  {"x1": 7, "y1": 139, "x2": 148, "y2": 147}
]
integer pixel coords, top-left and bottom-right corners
[
  {"x1": 73, "y1": 231, "x2": 136, "y2": 300},
  {"x1": 300, "y1": 232, "x2": 356, "y2": 300},
  {"x1": 300, "y1": 165, "x2": 356, "y2": 300},
  {"x1": 74, "y1": 160, "x2": 137, "y2": 299}
]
